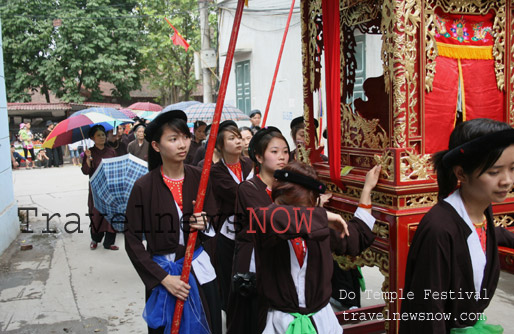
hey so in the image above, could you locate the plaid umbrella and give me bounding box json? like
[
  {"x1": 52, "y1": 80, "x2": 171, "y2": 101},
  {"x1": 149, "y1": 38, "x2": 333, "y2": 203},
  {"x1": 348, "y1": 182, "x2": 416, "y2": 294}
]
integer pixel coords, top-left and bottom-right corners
[
  {"x1": 90, "y1": 154, "x2": 148, "y2": 231},
  {"x1": 128, "y1": 102, "x2": 163, "y2": 112},
  {"x1": 162, "y1": 101, "x2": 201, "y2": 113},
  {"x1": 42, "y1": 112, "x2": 133, "y2": 148},
  {"x1": 184, "y1": 103, "x2": 250, "y2": 122}
]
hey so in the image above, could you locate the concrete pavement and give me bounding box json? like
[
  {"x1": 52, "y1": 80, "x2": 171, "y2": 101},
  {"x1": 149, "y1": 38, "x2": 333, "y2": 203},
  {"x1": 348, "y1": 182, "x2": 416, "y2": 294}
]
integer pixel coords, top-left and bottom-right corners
[
  {"x1": 1, "y1": 165, "x2": 146, "y2": 333},
  {"x1": 1, "y1": 164, "x2": 513, "y2": 333}
]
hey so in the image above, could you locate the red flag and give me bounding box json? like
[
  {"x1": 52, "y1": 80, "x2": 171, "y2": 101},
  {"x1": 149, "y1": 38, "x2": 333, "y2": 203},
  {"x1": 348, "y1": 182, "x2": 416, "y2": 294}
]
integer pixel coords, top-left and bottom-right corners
[{"x1": 165, "y1": 18, "x2": 190, "y2": 51}]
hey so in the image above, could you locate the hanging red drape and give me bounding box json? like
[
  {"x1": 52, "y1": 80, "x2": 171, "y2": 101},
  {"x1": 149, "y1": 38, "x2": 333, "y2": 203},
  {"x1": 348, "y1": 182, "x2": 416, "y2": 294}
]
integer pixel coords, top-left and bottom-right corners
[
  {"x1": 321, "y1": 0, "x2": 341, "y2": 185},
  {"x1": 425, "y1": 10, "x2": 504, "y2": 154}
]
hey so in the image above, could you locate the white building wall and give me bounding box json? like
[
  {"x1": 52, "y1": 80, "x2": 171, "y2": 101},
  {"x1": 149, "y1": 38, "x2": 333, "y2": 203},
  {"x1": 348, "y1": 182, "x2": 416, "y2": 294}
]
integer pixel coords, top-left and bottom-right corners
[
  {"x1": 0, "y1": 19, "x2": 20, "y2": 255},
  {"x1": 217, "y1": 0, "x2": 302, "y2": 146}
]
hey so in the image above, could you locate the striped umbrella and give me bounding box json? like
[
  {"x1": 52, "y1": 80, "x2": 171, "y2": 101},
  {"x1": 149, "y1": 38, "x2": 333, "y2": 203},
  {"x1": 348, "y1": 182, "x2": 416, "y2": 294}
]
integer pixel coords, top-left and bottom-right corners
[
  {"x1": 71, "y1": 107, "x2": 132, "y2": 120},
  {"x1": 162, "y1": 101, "x2": 201, "y2": 113},
  {"x1": 42, "y1": 112, "x2": 133, "y2": 148},
  {"x1": 184, "y1": 103, "x2": 250, "y2": 122}
]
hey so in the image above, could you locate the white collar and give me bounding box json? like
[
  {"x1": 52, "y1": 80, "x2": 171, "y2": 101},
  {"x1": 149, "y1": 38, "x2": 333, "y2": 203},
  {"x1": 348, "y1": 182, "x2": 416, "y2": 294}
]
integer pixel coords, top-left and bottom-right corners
[{"x1": 444, "y1": 190, "x2": 486, "y2": 295}]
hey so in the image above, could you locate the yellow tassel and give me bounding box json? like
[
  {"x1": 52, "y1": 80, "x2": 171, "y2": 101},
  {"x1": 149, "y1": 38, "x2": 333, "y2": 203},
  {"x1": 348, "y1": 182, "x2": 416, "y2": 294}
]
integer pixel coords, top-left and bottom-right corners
[{"x1": 436, "y1": 42, "x2": 493, "y2": 60}]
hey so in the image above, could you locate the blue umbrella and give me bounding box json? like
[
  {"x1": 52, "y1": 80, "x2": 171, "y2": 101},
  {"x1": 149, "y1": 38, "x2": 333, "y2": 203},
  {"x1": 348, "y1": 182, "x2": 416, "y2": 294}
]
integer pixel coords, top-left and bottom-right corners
[
  {"x1": 90, "y1": 154, "x2": 148, "y2": 231},
  {"x1": 162, "y1": 101, "x2": 201, "y2": 113}
]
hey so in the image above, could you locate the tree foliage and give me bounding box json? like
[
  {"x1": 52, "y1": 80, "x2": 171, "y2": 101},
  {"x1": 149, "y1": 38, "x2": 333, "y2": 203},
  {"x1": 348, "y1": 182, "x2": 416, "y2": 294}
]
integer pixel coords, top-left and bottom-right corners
[
  {"x1": 137, "y1": 0, "x2": 217, "y2": 105},
  {"x1": 0, "y1": 0, "x2": 143, "y2": 103}
]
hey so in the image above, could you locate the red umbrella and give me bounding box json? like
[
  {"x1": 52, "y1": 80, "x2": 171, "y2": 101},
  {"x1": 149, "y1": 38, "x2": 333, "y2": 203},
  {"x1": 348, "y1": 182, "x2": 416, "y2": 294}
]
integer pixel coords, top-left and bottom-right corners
[{"x1": 127, "y1": 102, "x2": 162, "y2": 112}]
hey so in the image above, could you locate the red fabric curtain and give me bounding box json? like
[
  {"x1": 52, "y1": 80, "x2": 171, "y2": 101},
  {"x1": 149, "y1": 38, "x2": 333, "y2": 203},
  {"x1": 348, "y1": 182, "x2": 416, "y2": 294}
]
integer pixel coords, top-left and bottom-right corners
[
  {"x1": 425, "y1": 57, "x2": 503, "y2": 154},
  {"x1": 461, "y1": 59, "x2": 503, "y2": 121},
  {"x1": 321, "y1": 0, "x2": 341, "y2": 184},
  {"x1": 425, "y1": 57, "x2": 459, "y2": 154},
  {"x1": 425, "y1": 10, "x2": 504, "y2": 154}
]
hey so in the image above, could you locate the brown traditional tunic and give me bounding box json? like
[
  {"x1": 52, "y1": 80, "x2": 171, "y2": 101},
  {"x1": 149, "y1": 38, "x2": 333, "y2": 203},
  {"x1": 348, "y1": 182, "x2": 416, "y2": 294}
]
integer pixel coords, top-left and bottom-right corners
[
  {"x1": 400, "y1": 195, "x2": 514, "y2": 333},
  {"x1": 210, "y1": 156, "x2": 254, "y2": 310},
  {"x1": 81, "y1": 146, "x2": 117, "y2": 233},
  {"x1": 255, "y1": 204, "x2": 375, "y2": 332},
  {"x1": 125, "y1": 165, "x2": 218, "y2": 290},
  {"x1": 127, "y1": 139, "x2": 149, "y2": 161},
  {"x1": 226, "y1": 175, "x2": 271, "y2": 334},
  {"x1": 107, "y1": 139, "x2": 128, "y2": 157},
  {"x1": 210, "y1": 156, "x2": 254, "y2": 229}
]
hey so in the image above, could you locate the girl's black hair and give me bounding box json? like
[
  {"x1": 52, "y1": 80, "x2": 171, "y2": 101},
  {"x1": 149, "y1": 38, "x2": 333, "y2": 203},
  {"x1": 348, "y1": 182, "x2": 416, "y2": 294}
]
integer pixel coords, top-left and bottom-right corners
[
  {"x1": 147, "y1": 118, "x2": 191, "y2": 171},
  {"x1": 252, "y1": 131, "x2": 289, "y2": 169},
  {"x1": 432, "y1": 118, "x2": 512, "y2": 199}
]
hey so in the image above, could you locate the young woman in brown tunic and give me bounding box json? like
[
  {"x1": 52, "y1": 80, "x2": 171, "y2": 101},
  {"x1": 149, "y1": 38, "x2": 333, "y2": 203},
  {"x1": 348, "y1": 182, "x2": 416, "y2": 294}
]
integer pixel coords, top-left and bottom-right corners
[
  {"x1": 81, "y1": 125, "x2": 118, "y2": 250},
  {"x1": 227, "y1": 127, "x2": 290, "y2": 333},
  {"x1": 400, "y1": 118, "x2": 514, "y2": 333},
  {"x1": 255, "y1": 161, "x2": 381, "y2": 333},
  {"x1": 125, "y1": 110, "x2": 221, "y2": 334},
  {"x1": 210, "y1": 120, "x2": 254, "y2": 311}
]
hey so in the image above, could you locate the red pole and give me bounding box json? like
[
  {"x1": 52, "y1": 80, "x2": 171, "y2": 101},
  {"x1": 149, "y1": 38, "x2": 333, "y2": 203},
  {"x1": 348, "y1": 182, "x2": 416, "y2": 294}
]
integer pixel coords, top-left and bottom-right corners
[
  {"x1": 261, "y1": 0, "x2": 296, "y2": 127},
  {"x1": 170, "y1": 0, "x2": 246, "y2": 333}
]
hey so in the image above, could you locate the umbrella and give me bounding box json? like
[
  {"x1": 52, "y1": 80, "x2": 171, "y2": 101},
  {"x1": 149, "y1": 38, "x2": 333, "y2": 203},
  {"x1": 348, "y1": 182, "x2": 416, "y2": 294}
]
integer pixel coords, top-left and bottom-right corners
[
  {"x1": 90, "y1": 154, "x2": 148, "y2": 231},
  {"x1": 183, "y1": 103, "x2": 250, "y2": 122},
  {"x1": 42, "y1": 112, "x2": 133, "y2": 148},
  {"x1": 128, "y1": 102, "x2": 162, "y2": 112},
  {"x1": 119, "y1": 108, "x2": 138, "y2": 119},
  {"x1": 137, "y1": 110, "x2": 159, "y2": 121},
  {"x1": 162, "y1": 101, "x2": 201, "y2": 113},
  {"x1": 71, "y1": 107, "x2": 132, "y2": 120}
]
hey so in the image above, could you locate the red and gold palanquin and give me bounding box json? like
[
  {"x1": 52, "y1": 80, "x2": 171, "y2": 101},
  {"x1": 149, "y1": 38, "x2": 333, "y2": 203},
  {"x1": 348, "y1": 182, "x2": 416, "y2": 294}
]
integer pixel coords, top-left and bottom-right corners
[{"x1": 299, "y1": 1, "x2": 514, "y2": 333}]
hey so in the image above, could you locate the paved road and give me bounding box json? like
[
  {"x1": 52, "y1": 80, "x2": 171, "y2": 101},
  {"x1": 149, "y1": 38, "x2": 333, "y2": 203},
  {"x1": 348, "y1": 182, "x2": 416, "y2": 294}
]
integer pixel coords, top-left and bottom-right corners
[
  {"x1": 1, "y1": 165, "x2": 146, "y2": 333},
  {"x1": 1, "y1": 165, "x2": 513, "y2": 333}
]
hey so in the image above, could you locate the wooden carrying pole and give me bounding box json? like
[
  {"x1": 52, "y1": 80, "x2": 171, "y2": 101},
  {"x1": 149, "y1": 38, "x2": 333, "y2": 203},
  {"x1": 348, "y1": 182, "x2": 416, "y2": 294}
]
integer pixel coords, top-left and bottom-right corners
[
  {"x1": 261, "y1": 0, "x2": 296, "y2": 127},
  {"x1": 170, "y1": 0, "x2": 246, "y2": 332}
]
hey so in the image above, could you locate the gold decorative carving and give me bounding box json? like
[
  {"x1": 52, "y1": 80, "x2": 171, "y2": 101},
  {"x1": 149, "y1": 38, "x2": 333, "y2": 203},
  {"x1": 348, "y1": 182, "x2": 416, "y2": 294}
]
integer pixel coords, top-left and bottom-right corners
[
  {"x1": 492, "y1": 5, "x2": 506, "y2": 91},
  {"x1": 296, "y1": 145, "x2": 312, "y2": 165},
  {"x1": 342, "y1": 104, "x2": 388, "y2": 149},
  {"x1": 374, "y1": 151, "x2": 395, "y2": 181},
  {"x1": 373, "y1": 191, "x2": 395, "y2": 207},
  {"x1": 355, "y1": 156, "x2": 373, "y2": 168},
  {"x1": 306, "y1": 0, "x2": 323, "y2": 93},
  {"x1": 510, "y1": 5, "x2": 514, "y2": 125},
  {"x1": 425, "y1": 11, "x2": 438, "y2": 92},
  {"x1": 334, "y1": 248, "x2": 390, "y2": 294},
  {"x1": 381, "y1": 0, "x2": 420, "y2": 148},
  {"x1": 494, "y1": 214, "x2": 514, "y2": 228},
  {"x1": 340, "y1": 0, "x2": 383, "y2": 27},
  {"x1": 373, "y1": 220, "x2": 390, "y2": 239},
  {"x1": 400, "y1": 192, "x2": 438, "y2": 208},
  {"x1": 400, "y1": 150, "x2": 433, "y2": 181},
  {"x1": 425, "y1": 0, "x2": 506, "y2": 91},
  {"x1": 326, "y1": 183, "x2": 394, "y2": 207}
]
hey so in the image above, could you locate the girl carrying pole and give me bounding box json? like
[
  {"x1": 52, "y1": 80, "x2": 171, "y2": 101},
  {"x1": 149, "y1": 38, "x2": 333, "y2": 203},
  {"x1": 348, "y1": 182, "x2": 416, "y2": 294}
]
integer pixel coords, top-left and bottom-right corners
[{"x1": 125, "y1": 110, "x2": 221, "y2": 334}]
